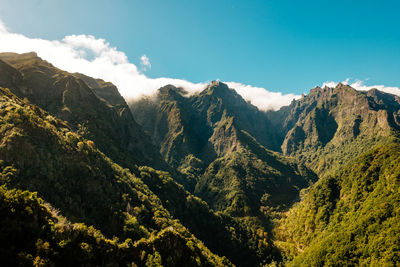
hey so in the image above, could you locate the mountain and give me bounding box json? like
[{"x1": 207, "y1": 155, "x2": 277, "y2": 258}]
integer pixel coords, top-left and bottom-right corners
[
  {"x1": 0, "y1": 86, "x2": 230, "y2": 266},
  {"x1": 129, "y1": 81, "x2": 317, "y2": 261},
  {"x1": 267, "y1": 83, "x2": 400, "y2": 176},
  {"x1": 0, "y1": 52, "x2": 166, "y2": 171},
  {"x1": 130, "y1": 82, "x2": 316, "y2": 214},
  {"x1": 130, "y1": 80, "x2": 400, "y2": 266},
  {"x1": 131, "y1": 81, "x2": 279, "y2": 168}
]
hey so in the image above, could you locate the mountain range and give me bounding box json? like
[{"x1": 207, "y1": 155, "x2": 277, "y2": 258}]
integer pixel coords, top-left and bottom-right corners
[{"x1": 0, "y1": 52, "x2": 399, "y2": 266}]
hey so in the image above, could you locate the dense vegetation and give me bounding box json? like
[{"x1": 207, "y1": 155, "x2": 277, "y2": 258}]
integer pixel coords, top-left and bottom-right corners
[
  {"x1": 131, "y1": 82, "x2": 317, "y2": 265},
  {"x1": 275, "y1": 141, "x2": 400, "y2": 266},
  {"x1": 139, "y1": 166, "x2": 279, "y2": 266},
  {"x1": 0, "y1": 184, "x2": 233, "y2": 266}
]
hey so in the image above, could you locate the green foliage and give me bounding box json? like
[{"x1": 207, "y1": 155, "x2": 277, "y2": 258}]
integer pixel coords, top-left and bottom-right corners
[
  {"x1": 196, "y1": 144, "x2": 315, "y2": 217},
  {"x1": 138, "y1": 166, "x2": 280, "y2": 266},
  {"x1": 276, "y1": 142, "x2": 400, "y2": 266},
  {"x1": 0, "y1": 185, "x2": 129, "y2": 266},
  {"x1": 0, "y1": 185, "x2": 230, "y2": 266}
]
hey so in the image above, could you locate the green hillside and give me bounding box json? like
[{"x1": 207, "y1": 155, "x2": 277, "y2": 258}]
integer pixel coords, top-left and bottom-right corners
[{"x1": 275, "y1": 141, "x2": 400, "y2": 266}]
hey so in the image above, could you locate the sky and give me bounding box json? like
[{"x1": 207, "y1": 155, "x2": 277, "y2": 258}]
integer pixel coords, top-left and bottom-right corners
[{"x1": 0, "y1": 0, "x2": 399, "y2": 110}]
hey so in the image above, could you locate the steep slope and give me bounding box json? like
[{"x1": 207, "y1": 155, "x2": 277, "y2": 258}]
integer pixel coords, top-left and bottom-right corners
[
  {"x1": 0, "y1": 86, "x2": 230, "y2": 266},
  {"x1": 275, "y1": 140, "x2": 400, "y2": 266},
  {"x1": 0, "y1": 52, "x2": 166, "y2": 171},
  {"x1": 131, "y1": 81, "x2": 280, "y2": 169},
  {"x1": 130, "y1": 82, "x2": 316, "y2": 209},
  {"x1": 73, "y1": 72, "x2": 128, "y2": 107},
  {"x1": 130, "y1": 82, "x2": 316, "y2": 247},
  {"x1": 191, "y1": 81, "x2": 279, "y2": 152},
  {"x1": 131, "y1": 85, "x2": 215, "y2": 175},
  {"x1": 195, "y1": 116, "x2": 316, "y2": 217},
  {"x1": 268, "y1": 83, "x2": 400, "y2": 176}
]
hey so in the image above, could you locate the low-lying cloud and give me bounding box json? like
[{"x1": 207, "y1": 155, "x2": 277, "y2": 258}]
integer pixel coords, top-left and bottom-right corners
[
  {"x1": 0, "y1": 18, "x2": 301, "y2": 111},
  {"x1": 322, "y1": 78, "x2": 400, "y2": 96},
  {"x1": 225, "y1": 82, "x2": 300, "y2": 110},
  {"x1": 0, "y1": 19, "x2": 398, "y2": 112}
]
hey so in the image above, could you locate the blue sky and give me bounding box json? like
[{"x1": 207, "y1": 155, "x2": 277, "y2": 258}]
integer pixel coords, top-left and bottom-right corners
[{"x1": 0, "y1": 0, "x2": 399, "y2": 107}]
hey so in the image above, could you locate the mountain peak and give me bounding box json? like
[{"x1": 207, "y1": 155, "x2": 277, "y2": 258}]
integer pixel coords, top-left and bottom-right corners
[
  {"x1": 158, "y1": 84, "x2": 188, "y2": 100},
  {"x1": 210, "y1": 80, "x2": 223, "y2": 87},
  {"x1": 308, "y1": 85, "x2": 335, "y2": 98},
  {"x1": 202, "y1": 80, "x2": 239, "y2": 98},
  {"x1": 334, "y1": 82, "x2": 355, "y2": 91}
]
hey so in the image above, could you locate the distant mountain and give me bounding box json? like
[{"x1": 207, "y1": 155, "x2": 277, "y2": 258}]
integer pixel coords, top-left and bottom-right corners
[
  {"x1": 267, "y1": 83, "x2": 400, "y2": 176},
  {"x1": 0, "y1": 54, "x2": 281, "y2": 266}
]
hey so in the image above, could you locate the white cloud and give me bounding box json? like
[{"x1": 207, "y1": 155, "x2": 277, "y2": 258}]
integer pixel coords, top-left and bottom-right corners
[
  {"x1": 140, "y1": 54, "x2": 151, "y2": 71},
  {"x1": 225, "y1": 82, "x2": 300, "y2": 111},
  {"x1": 3, "y1": 18, "x2": 395, "y2": 112},
  {"x1": 322, "y1": 79, "x2": 400, "y2": 96},
  {"x1": 0, "y1": 21, "x2": 206, "y2": 99},
  {"x1": 0, "y1": 19, "x2": 7, "y2": 33}
]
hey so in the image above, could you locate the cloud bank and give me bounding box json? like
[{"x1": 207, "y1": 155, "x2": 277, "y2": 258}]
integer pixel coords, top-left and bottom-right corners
[
  {"x1": 0, "y1": 19, "x2": 398, "y2": 111},
  {"x1": 0, "y1": 18, "x2": 301, "y2": 111},
  {"x1": 226, "y1": 82, "x2": 300, "y2": 110},
  {"x1": 322, "y1": 78, "x2": 400, "y2": 96}
]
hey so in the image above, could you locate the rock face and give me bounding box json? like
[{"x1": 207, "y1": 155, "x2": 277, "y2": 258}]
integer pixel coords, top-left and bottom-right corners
[{"x1": 0, "y1": 52, "x2": 166, "y2": 170}]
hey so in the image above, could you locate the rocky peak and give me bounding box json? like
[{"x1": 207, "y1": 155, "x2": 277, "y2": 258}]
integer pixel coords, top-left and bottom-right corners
[
  {"x1": 202, "y1": 80, "x2": 238, "y2": 99},
  {"x1": 158, "y1": 84, "x2": 188, "y2": 100}
]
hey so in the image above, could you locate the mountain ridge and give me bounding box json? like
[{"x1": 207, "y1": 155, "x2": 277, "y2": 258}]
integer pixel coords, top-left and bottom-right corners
[{"x1": 0, "y1": 52, "x2": 168, "y2": 172}]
